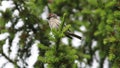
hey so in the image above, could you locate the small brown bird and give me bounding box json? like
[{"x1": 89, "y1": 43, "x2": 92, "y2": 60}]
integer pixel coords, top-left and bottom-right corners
[{"x1": 47, "y1": 13, "x2": 81, "y2": 39}]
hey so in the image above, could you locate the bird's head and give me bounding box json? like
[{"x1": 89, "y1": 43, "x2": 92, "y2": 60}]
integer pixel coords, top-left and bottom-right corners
[{"x1": 47, "y1": 13, "x2": 57, "y2": 20}]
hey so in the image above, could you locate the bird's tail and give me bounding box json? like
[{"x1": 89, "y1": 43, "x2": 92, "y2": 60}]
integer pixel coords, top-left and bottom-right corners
[{"x1": 65, "y1": 32, "x2": 82, "y2": 39}]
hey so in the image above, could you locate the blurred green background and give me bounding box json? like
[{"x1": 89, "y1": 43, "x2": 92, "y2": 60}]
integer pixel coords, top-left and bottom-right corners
[{"x1": 0, "y1": 0, "x2": 120, "y2": 68}]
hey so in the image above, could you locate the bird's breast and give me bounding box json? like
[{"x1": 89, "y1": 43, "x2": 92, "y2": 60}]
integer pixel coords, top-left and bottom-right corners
[{"x1": 49, "y1": 18, "x2": 60, "y2": 29}]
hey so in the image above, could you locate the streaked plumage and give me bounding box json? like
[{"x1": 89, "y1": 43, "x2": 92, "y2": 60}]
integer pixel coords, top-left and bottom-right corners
[
  {"x1": 47, "y1": 13, "x2": 81, "y2": 39},
  {"x1": 48, "y1": 17, "x2": 60, "y2": 29}
]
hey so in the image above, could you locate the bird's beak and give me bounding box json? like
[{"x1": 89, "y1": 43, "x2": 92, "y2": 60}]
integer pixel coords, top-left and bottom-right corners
[{"x1": 47, "y1": 16, "x2": 50, "y2": 19}]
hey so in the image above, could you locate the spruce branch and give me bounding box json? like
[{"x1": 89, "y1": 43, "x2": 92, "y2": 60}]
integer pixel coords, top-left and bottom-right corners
[{"x1": 55, "y1": 13, "x2": 67, "y2": 52}]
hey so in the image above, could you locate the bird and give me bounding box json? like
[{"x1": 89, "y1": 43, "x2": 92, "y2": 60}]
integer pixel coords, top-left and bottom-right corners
[{"x1": 47, "y1": 13, "x2": 82, "y2": 39}]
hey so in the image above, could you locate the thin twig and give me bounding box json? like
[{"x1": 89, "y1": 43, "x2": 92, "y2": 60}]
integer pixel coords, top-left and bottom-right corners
[
  {"x1": 55, "y1": 13, "x2": 67, "y2": 52},
  {"x1": 1, "y1": 52, "x2": 14, "y2": 64},
  {"x1": 1, "y1": 52, "x2": 20, "y2": 68}
]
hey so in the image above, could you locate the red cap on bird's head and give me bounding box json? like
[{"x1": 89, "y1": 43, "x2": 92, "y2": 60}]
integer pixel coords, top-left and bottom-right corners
[{"x1": 47, "y1": 13, "x2": 57, "y2": 19}]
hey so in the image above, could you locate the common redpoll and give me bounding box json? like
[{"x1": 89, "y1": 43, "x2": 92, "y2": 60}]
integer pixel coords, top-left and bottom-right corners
[{"x1": 47, "y1": 13, "x2": 81, "y2": 39}]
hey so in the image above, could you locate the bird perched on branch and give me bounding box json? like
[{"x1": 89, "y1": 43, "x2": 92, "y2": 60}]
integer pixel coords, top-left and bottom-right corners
[{"x1": 47, "y1": 13, "x2": 81, "y2": 39}]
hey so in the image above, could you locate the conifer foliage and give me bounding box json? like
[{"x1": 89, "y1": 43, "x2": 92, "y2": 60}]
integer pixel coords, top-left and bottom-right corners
[{"x1": 0, "y1": 0, "x2": 120, "y2": 68}]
